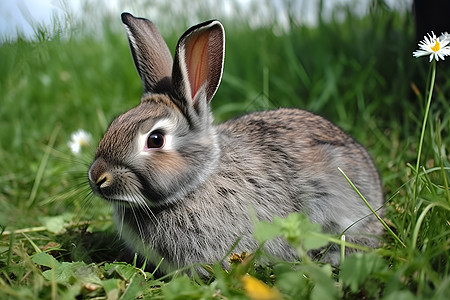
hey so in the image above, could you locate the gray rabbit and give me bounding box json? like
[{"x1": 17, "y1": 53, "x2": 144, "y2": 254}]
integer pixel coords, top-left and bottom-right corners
[{"x1": 88, "y1": 13, "x2": 384, "y2": 275}]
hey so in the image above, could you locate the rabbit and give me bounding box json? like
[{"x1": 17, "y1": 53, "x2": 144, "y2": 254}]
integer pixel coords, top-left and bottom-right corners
[{"x1": 88, "y1": 12, "x2": 384, "y2": 276}]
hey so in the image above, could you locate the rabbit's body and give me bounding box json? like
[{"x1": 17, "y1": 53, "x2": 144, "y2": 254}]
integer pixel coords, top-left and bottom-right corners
[{"x1": 88, "y1": 13, "x2": 383, "y2": 275}]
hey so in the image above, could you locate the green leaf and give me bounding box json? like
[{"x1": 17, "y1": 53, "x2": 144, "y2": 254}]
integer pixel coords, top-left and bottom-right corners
[
  {"x1": 162, "y1": 275, "x2": 200, "y2": 299},
  {"x1": 274, "y1": 268, "x2": 309, "y2": 298},
  {"x1": 31, "y1": 252, "x2": 60, "y2": 268},
  {"x1": 42, "y1": 261, "x2": 85, "y2": 284},
  {"x1": 102, "y1": 278, "x2": 121, "y2": 292},
  {"x1": 339, "y1": 252, "x2": 387, "y2": 293},
  {"x1": 73, "y1": 263, "x2": 103, "y2": 285},
  {"x1": 102, "y1": 278, "x2": 122, "y2": 300},
  {"x1": 274, "y1": 263, "x2": 339, "y2": 299},
  {"x1": 41, "y1": 261, "x2": 102, "y2": 287},
  {"x1": 274, "y1": 213, "x2": 328, "y2": 251},
  {"x1": 307, "y1": 264, "x2": 340, "y2": 300},
  {"x1": 105, "y1": 262, "x2": 142, "y2": 281},
  {"x1": 253, "y1": 219, "x2": 282, "y2": 243},
  {"x1": 383, "y1": 290, "x2": 419, "y2": 300},
  {"x1": 120, "y1": 272, "x2": 146, "y2": 300},
  {"x1": 39, "y1": 212, "x2": 73, "y2": 233},
  {"x1": 302, "y1": 232, "x2": 329, "y2": 251}
]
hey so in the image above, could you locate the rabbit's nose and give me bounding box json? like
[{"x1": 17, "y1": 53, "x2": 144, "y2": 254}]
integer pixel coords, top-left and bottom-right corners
[
  {"x1": 95, "y1": 172, "x2": 112, "y2": 189},
  {"x1": 88, "y1": 157, "x2": 113, "y2": 194},
  {"x1": 89, "y1": 169, "x2": 113, "y2": 197}
]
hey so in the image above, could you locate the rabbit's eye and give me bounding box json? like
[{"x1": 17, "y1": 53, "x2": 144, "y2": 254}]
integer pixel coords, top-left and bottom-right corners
[{"x1": 146, "y1": 132, "x2": 165, "y2": 149}]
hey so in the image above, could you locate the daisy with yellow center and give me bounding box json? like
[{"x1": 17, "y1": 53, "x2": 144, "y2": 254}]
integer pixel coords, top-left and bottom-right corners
[
  {"x1": 411, "y1": 31, "x2": 449, "y2": 182},
  {"x1": 413, "y1": 31, "x2": 450, "y2": 62},
  {"x1": 68, "y1": 129, "x2": 92, "y2": 155}
]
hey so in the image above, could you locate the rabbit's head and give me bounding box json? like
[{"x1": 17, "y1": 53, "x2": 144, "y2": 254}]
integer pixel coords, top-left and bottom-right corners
[{"x1": 88, "y1": 13, "x2": 225, "y2": 207}]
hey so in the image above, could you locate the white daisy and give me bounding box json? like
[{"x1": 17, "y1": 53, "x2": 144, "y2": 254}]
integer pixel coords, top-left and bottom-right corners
[
  {"x1": 441, "y1": 32, "x2": 450, "y2": 43},
  {"x1": 413, "y1": 31, "x2": 450, "y2": 62},
  {"x1": 68, "y1": 129, "x2": 92, "y2": 155}
]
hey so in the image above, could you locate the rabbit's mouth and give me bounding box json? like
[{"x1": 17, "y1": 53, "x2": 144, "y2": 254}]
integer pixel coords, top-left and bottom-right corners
[
  {"x1": 89, "y1": 182, "x2": 133, "y2": 206},
  {"x1": 104, "y1": 196, "x2": 136, "y2": 209},
  {"x1": 89, "y1": 177, "x2": 151, "y2": 208},
  {"x1": 99, "y1": 196, "x2": 127, "y2": 206}
]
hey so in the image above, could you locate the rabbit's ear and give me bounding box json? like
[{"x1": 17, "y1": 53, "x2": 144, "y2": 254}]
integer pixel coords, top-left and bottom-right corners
[
  {"x1": 121, "y1": 13, "x2": 173, "y2": 95},
  {"x1": 172, "y1": 20, "x2": 224, "y2": 107}
]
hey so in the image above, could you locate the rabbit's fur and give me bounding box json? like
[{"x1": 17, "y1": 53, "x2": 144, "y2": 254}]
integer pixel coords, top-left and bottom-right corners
[{"x1": 88, "y1": 13, "x2": 384, "y2": 275}]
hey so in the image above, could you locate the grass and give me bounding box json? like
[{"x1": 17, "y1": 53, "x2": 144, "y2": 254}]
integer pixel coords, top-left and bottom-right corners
[{"x1": 1, "y1": 1, "x2": 449, "y2": 299}]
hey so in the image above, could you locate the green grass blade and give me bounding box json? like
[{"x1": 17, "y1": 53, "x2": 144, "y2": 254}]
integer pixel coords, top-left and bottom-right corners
[
  {"x1": 27, "y1": 124, "x2": 61, "y2": 208},
  {"x1": 338, "y1": 167, "x2": 406, "y2": 248}
]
